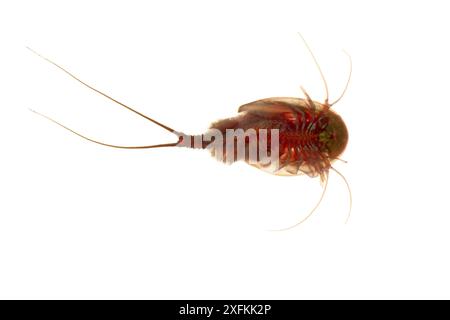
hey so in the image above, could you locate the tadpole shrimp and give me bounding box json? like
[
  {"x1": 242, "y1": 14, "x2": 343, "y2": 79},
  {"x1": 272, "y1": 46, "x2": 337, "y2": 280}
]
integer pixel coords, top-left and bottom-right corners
[{"x1": 28, "y1": 34, "x2": 352, "y2": 230}]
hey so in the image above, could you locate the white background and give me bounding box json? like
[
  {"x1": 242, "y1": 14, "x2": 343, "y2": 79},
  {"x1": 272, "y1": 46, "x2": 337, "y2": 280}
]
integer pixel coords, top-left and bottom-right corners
[{"x1": 1, "y1": 0, "x2": 449, "y2": 299}]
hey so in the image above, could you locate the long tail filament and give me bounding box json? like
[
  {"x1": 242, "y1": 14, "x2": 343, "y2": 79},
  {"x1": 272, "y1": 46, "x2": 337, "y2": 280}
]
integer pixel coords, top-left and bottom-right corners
[{"x1": 27, "y1": 47, "x2": 180, "y2": 149}]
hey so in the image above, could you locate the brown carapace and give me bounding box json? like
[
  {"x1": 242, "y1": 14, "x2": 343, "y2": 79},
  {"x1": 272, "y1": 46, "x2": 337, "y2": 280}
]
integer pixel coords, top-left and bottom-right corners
[{"x1": 28, "y1": 34, "x2": 352, "y2": 230}]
